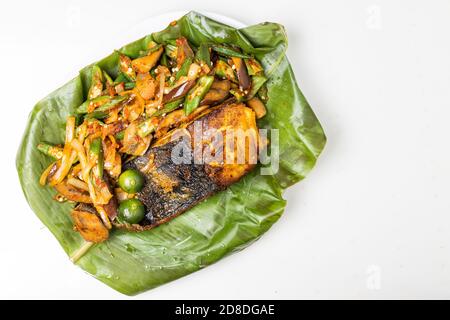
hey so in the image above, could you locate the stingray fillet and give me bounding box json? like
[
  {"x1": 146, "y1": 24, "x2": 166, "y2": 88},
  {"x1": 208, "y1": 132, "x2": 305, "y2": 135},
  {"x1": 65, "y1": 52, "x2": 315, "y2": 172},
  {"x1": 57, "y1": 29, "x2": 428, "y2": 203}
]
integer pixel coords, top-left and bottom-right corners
[{"x1": 117, "y1": 101, "x2": 259, "y2": 231}]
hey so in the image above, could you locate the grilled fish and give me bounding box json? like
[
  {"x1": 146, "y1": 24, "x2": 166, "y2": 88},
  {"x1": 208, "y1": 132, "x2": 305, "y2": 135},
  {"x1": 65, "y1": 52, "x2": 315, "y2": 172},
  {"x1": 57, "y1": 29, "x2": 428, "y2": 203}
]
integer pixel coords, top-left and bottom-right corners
[{"x1": 117, "y1": 101, "x2": 259, "y2": 230}]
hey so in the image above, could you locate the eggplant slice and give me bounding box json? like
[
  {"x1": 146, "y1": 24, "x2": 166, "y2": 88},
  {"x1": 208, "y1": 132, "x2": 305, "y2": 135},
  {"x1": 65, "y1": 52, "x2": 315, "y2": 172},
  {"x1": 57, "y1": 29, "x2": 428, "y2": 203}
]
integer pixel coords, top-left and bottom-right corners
[{"x1": 116, "y1": 102, "x2": 259, "y2": 231}]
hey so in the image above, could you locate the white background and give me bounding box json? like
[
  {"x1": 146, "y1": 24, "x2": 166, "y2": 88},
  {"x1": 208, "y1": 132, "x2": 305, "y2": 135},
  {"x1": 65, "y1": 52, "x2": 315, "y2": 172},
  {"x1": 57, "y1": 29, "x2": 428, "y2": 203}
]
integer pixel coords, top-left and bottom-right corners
[{"x1": 1, "y1": 0, "x2": 449, "y2": 299}]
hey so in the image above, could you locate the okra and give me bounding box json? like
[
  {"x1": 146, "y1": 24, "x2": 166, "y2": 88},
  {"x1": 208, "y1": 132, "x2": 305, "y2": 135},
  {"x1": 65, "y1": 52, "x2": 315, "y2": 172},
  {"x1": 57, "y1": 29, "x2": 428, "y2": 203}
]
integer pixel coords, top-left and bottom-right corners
[
  {"x1": 138, "y1": 44, "x2": 162, "y2": 57},
  {"x1": 115, "y1": 130, "x2": 125, "y2": 140},
  {"x1": 137, "y1": 117, "x2": 158, "y2": 138},
  {"x1": 244, "y1": 58, "x2": 264, "y2": 76},
  {"x1": 210, "y1": 44, "x2": 252, "y2": 59},
  {"x1": 230, "y1": 89, "x2": 245, "y2": 102},
  {"x1": 196, "y1": 43, "x2": 211, "y2": 67},
  {"x1": 37, "y1": 143, "x2": 63, "y2": 160},
  {"x1": 165, "y1": 43, "x2": 177, "y2": 60},
  {"x1": 114, "y1": 73, "x2": 128, "y2": 85},
  {"x1": 153, "y1": 97, "x2": 184, "y2": 117},
  {"x1": 124, "y1": 82, "x2": 136, "y2": 90},
  {"x1": 88, "y1": 65, "x2": 104, "y2": 99},
  {"x1": 85, "y1": 95, "x2": 128, "y2": 119},
  {"x1": 184, "y1": 75, "x2": 214, "y2": 115},
  {"x1": 119, "y1": 53, "x2": 136, "y2": 80},
  {"x1": 247, "y1": 75, "x2": 267, "y2": 99},
  {"x1": 76, "y1": 95, "x2": 110, "y2": 114},
  {"x1": 175, "y1": 57, "x2": 193, "y2": 81},
  {"x1": 214, "y1": 60, "x2": 237, "y2": 83},
  {"x1": 89, "y1": 137, "x2": 104, "y2": 179}
]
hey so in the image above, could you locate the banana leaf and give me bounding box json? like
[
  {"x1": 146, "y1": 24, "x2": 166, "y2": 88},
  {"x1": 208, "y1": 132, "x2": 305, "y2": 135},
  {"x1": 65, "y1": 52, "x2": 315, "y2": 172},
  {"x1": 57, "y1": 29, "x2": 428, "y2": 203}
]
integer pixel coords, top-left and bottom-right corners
[{"x1": 16, "y1": 11, "x2": 326, "y2": 295}]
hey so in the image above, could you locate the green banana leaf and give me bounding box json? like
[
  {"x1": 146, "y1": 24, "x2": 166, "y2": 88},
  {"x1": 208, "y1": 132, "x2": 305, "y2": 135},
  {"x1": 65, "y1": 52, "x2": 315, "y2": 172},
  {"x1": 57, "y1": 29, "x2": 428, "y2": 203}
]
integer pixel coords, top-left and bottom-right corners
[{"x1": 16, "y1": 11, "x2": 326, "y2": 295}]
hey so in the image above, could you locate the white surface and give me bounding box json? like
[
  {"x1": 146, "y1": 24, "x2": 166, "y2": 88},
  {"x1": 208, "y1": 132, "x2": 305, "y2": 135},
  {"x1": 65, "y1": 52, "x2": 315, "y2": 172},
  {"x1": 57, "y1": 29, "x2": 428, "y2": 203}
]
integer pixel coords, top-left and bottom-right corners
[{"x1": 1, "y1": 0, "x2": 450, "y2": 299}]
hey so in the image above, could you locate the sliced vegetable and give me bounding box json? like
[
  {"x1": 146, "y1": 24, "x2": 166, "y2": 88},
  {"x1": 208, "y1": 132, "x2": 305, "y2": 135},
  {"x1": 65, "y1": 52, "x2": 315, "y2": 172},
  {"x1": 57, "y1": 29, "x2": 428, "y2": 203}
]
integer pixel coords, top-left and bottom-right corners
[
  {"x1": 175, "y1": 57, "x2": 193, "y2": 81},
  {"x1": 67, "y1": 177, "x2": 89, "y2": 192},
  {"x1": 231, "y1": 57, "x2": 251, "y2": 91},
  {"x1": 76, "y1": 95, "x2": 109, "y2": 114},
  {"x1": 163, "y1": 80, "x2": 195, "y2": 104},
  {"x1": 244, "y1": 58, "x2": 264, "y2": 76},
  {"x1": 195, "y1": 43, "x2": 211, "y2": 67},
  {"x1": 214, "y1": 60, "x2": 237, "y2": 82},
  {"x1": 153, "y1": 98, "x2": 184, "y2": 117},
  {"x1": 89, "y1": 137, "x2": 103, "y2": 179},
  {"x1": 118, "y1": 169, "x2": 144, "y2": 194},
  {"x1": 114, "y1": 73, "x2": 128, "y2": 85},
  {"x1": 137, "y1": 116, "x2": 159, "y2": 138},
  {"x1": 136, "y1": 73, "x2": 156, "y2": 100},
  {"x1": 131, "y1": 46, "x2": 164, "y2": 74},
  {"x1": 165, "y1": 43, "x2": 177, "y2": 60},
  {"x1": 246, "y1": 97, "x2": 267, "y2": 119},
  {"x1": 201, "y1": 80, "x2": 231, "y2": 106},
  {"x1": 37, "y1": 143, "x2": 63, "y2": 160},
  {"x1": 230, "y1": 89, "x2": 245, "y2": 102},
  {"x1": 210, "y1": 44, "x2": 252, "y2": 59},
  {"x1": 119, "y1": 53, "x2": 136, "y2": 80},
  {"x1": 88, "y1": 65, "x2": 104, "y2": 99},
  {"x1": 85, "y1": 95, "x2": 129, "y2": 119},
  {"x1": 48, "y1": 116, "x2": 77, "y2": 186},
  {"x1": 103, "y1": 71, "x2": 116, "y2": 96},
  {"x1": 120, "y1": 122, "x2": 152, "y2": 156},
  {"x1": 71, "y1": 207, "x2": 109, "y2": 243},
  {"x1": 247, "y1": 75, "x2": 267, "y2": 99},
  {"x1": 138, "y1": 43, "x2": 162, "y2": 57},
  {"x1": 54, "y1": 180, "x2": 92, "y2": 203},
  {"x1": 115, "y1": 130, "x2": 125, "y2": 140},
  {"x1": 176, "y1": 37, "x2": 194, "y2": 68},
  {"x1": 124, "y1": 82, "x2": 136, "y2": 90},
  {"x1": 118, "y1": 199, "x2": 146, "y2": 224},
  {"x1": 184, "y1": 75, "x2": 214, "y2": 115},
  {"x1": 160, "y1": 53, "x2": 170, "y2": 68}
]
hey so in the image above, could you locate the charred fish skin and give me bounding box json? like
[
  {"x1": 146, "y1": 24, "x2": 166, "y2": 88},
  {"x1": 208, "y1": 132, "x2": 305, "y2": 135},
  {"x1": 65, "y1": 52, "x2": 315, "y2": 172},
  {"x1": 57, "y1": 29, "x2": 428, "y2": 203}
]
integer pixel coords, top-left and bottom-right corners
[
  {"x1": 124, "y1": 138, "x2": 222, "y2": 228},
  {"x1": 120, "y1": 102, "x2": 259, "y2": 231}
]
